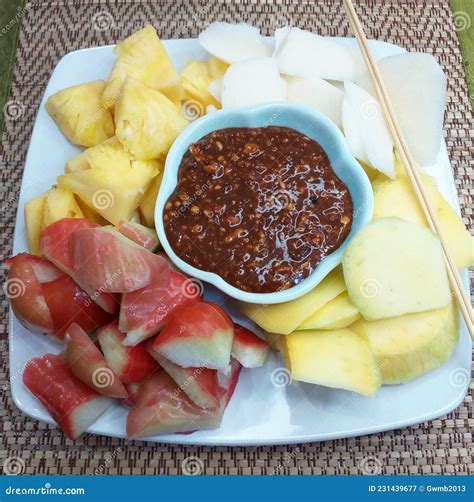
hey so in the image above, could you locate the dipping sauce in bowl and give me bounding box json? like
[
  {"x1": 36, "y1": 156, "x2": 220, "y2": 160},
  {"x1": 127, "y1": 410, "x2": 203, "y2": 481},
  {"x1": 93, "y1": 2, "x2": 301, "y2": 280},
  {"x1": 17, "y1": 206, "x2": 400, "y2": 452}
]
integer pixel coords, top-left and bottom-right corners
[{"x1": 163, "y1": 126, "x2": 353, "y2": 294}]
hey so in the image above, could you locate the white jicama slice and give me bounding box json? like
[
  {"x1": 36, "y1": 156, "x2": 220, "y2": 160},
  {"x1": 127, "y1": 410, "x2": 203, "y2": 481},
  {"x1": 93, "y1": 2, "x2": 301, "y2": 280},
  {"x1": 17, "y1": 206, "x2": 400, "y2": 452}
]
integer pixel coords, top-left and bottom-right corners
[
  {"x1": 208, "y1": 78, "x2": 222, "y2": 103},
  {"x1": 343, "y1": 81, "x2": 394, "y2": 178},
  {"x1": 199, "y1": 22, "x2": 271, "y2": 63},
  {"x1": 285, "y1": 76, "x2": 344, "y2": 127},
  {"x1": 281, "y1": 329, "x2": 382, "y2": 397},
  {"x1": 275, "y1": 28, "x2": 365, "y2": 81},
  {"x1": 342, "y1": 218, "x2": 451, "y2": 320},
  {"x1": 352, "y1": 302, "x2": 459, "y2": 384},
  {"x1": 341, "y1": 94, "x2": 369, "y2": 164},
  {"x1": 273, "y1": 26, "x2": 291, "y2": 54},
  {"x1": 358, "y1": 52, "x2": 447, "y2": 166},
  {"x1": 298, "y1": 292, "x2": 360, "y2": 330},
  {"x1": 221, "y1": 58, "x2": 286, "y2": 108}
]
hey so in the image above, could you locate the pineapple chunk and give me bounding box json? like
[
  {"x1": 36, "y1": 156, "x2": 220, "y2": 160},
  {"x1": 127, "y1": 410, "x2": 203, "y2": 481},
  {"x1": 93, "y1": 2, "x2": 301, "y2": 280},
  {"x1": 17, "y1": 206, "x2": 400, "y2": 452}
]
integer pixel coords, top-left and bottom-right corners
[
  {"x1": 181, "y1": 60, "x2": 220, "y2": 112},
  {"x1": 208, "y1": 56, "x2": 229, "y2": 80},
  {"x1": 24, "y1": 193, "x2": 47, "y2": 256},
  {"x1": 45, "y1": 80, "x2": 114, "y2": 147},
  {"x1": 115, "y1": 77, "x2": 189, "y2": 160},
  {"x1": 102, "y1": 25, "x2": 184, "y2": 109},
  {"x1": 138, "y1": 170, "x2": 164, "y2": 228},
  {"x1": 57, "y1": 149, "x2": 159, "y2": 225},
  {"x1": 43, "y1": 186, "x2": 84, "y2": 227},
  {"x1": 75, "y1": 196, "x2": 109, "y2": 225}
]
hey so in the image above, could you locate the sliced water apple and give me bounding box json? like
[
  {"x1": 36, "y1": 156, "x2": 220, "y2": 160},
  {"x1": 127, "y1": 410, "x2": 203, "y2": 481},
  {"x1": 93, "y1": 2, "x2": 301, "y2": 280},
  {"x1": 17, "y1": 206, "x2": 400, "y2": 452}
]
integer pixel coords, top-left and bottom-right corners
[
  {"x1": 275, "y1": 28, "x2": 365, "y2": 81},
  {"x1": 152, "y1": 301, "x2": 234, "y2": 370},
  {"x1": 118, "y1": 220, "x2": 160, "y2": 251},
  {"x1": 147, "y1": 350, "x2": 224, "y2": 409},
  {"x1": 342, "y1": 218, "x2": 451, "y2": 320},
  {"x1": 343, "y1": 82, "x2": 394, "y2": 178},
  {"x1": 282, "y1": 328, "x2": 381, "y2": 396},
  {"x1": 285, "y1": 76, "x2": 343, "y2": 127},
  {"x1": 231, "y1": 325, "x2": 270, "y2": 368},
  {"x1": 373, "y1": 176, "x2": 474, "y2": 269},
  {"x1": 120, "y1": 270, "x2": 201, "y2": 346},
  {"x1": 358, "y1": 52, "x2": 447, "y2": 165},
  {"x1": 97, "y1": 321, "x2": 160, "y2": 384},
  {"x1": 71, "y1": 226, "x2": 169, "y2": 293},
  {"x1": 40, "y1": 218, "x2": 118, "y2": 314},
  {"x1": 64, "y1": 323, "x2": 127, "y2": 398},
  {"x1": 240, "y1": 266, "x2": 346, "y2": 335},
  {"x1": 126, "y1": 372, "x2": 223, "y2": 437},
  {"x1": 23, "y1": 353, "x2": 112, "y2": 439},
  {"x1": 352, "y1": 302, "x2": 459, "y2": 384},
  {"x1": 199, "y1": 22, "x2": 271, "y2": 63},
  {"x1": 298, "y1": 291, "x2": 360, "y2": 330},
  {"x1": 221, "y1": 57, "x2": 286, "y2": 108}
]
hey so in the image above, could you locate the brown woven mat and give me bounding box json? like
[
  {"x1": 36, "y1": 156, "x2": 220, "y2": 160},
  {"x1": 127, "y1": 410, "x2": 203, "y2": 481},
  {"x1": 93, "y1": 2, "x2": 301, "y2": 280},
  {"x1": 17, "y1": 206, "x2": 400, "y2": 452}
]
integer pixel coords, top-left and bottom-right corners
[{"x1": 1, "y1": 0, "x2": 472, "y2": 476}]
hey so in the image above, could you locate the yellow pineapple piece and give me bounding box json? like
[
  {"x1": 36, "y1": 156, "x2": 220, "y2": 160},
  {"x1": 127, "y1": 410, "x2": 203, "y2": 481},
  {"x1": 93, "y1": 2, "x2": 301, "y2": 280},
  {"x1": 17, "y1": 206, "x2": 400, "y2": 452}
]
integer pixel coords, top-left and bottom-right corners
[
  {"x1": 24, "y1": 193, "x2": 47, "y2": 256},
  {"x1": 102, "y1": 25, "x2": 184, "y2": 109},
  {"x1": 45, "y1": 80, "x2": 114, "y2": 147},
  {"x1": 181, "y1": 60, "x2": 220, "y2": 113},
  {"x1": 115, "y1": 77, "x2": 189, "y2": 160},
  {"x1": 57, "y1": 141, "x2": 159, "y2": 224},
  {"x1": 43, "y1": 186, "x2": 84, "y2": 227},
  {"x1": 138, "y1": 170, "x2": 164, "y2": 228},
  {"x1": 208, "y1": 56, "x2": 229, "y2": 80},
  {"x1": 75, "y1": 196, "x2": 109, "y2": 225}
]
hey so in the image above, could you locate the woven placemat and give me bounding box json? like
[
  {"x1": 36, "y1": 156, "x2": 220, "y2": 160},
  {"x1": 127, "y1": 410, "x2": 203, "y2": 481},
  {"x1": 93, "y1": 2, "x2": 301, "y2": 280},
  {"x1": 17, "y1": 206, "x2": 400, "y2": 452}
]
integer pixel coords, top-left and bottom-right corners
[{"x1": 0, "y1": 0, "x2": 472, "y2": 476}]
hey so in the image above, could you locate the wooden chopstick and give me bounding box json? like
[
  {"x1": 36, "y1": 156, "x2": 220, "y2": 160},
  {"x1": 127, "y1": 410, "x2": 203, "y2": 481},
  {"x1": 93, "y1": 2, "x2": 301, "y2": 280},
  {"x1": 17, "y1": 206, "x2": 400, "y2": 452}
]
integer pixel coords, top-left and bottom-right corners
[{"x1": 343, "y1": 0, "x2": 474, "y2": 339}]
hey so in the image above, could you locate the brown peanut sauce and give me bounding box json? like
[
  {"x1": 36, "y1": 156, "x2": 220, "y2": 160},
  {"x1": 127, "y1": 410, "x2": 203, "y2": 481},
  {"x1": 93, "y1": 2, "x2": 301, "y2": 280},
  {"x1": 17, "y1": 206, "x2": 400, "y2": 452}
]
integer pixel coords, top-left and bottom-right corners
[{"x1": 163, "y1": 126, "x2": 353, "y2": 293}]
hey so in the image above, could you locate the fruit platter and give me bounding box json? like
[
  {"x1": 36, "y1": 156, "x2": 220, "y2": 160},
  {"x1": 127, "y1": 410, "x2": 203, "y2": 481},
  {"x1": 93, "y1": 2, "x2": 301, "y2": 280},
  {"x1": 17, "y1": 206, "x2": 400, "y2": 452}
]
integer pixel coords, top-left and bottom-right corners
[{"x1": 7, "y1": 22, "x2": 473, "y2": 445}]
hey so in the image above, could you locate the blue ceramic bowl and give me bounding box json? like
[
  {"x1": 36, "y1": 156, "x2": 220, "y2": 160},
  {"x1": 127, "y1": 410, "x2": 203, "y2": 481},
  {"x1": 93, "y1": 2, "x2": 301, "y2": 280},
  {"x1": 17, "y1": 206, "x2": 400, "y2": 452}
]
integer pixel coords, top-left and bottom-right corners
[{"x1": 155, "y1": 103, "x2": 373, "y2": 304}]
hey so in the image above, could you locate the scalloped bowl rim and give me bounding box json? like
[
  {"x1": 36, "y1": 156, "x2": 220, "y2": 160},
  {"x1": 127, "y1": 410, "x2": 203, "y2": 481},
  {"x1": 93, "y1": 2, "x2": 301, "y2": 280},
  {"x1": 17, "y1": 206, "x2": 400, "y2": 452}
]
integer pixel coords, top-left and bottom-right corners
[{"x1": 155, "y1": 102, "x2": 373, "y2": 304}]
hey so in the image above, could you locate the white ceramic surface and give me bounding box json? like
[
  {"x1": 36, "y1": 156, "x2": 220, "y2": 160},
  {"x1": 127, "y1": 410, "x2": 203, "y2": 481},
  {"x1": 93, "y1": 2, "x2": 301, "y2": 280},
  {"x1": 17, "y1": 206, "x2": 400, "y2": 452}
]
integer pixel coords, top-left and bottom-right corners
[{"x1": 9, "y1": 37, "x2": 472, "y2": 445}]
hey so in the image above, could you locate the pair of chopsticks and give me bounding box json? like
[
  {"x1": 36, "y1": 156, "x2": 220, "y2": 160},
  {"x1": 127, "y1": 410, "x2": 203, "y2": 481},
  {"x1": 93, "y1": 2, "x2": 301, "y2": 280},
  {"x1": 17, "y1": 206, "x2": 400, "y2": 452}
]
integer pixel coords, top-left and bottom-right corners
[{"x1": 343, "y1": 0, "x2": 474, "y2": 339}]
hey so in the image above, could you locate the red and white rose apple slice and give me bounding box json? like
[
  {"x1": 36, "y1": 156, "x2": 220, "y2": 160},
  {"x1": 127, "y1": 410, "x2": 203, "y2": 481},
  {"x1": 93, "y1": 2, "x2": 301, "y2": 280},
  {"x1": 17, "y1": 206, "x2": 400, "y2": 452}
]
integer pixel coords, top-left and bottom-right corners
[
  {"x1": 217, "y1": 358, "x2": 243, "y2": 406},
  {"x1": 63, "y1": 323, "x2": 127, "y2": 398},
  {"x1": 152, "y1": 301, "x2": 234, "y2": 370},
  {"x1": 118, "y1": 220, "x2": 160, "y2": 252},
  {"x1": 147, "y1": 345, "x2": 224, "y2": 409},
  {"x1": 123, "y1": 382, "x2": 144, "y2": 407},
  {"x1": 126, "y1": 371, "x2": 223, "y2": 437},
  {"x1": 71, "y1": 226, "x2": 169, "y2": 293},
  {"x1": 40, "y1": 218, "x2": 118, "y2": 313},
  {"x1": 120, "y1": 271, "x2": 201, "y2": 346},
  {"x1": 23, "y1": 353, "x2": 113, "y2": 439},
  {"x1": 231, "y1": 324, "x2": 270, "y2": 368},
  {"x1": 6, "y1": 254, "x2": 59, "y2": 334},
  {"x1": 42, "y1": 275, "x2": 116, "y2": 340},
  {"x1": 97, "y1": 320, "x2": 160, "y2": 384}
]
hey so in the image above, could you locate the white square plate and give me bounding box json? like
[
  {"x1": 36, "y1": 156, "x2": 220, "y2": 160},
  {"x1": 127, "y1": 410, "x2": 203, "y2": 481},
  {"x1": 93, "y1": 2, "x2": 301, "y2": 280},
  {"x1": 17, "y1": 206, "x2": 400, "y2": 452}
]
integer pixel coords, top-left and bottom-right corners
[{"x1": 9, "y1": 37, "x2": 472, "y2": 445}]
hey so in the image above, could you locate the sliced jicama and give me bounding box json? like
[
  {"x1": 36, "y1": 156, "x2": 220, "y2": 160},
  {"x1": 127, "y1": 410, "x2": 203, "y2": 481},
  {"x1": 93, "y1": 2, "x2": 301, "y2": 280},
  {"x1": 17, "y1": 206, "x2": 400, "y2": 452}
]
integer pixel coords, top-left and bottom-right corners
[
  {"x1": 343, "y1": 81, "x2": 394, "y2": 178},
  {"x1": 221, "y1": 57, "x2": 286, "y2": 108},
  {"x1": 285, "y1": 76, "x2": 343, "y2": 127},
  {"x1": 341, "y1": 94, "x2": 369, "y2": 164},
  {"x1": 275, "y1": 28, "x2": 365, "y2": 81},
  {"x1": 273, "y1": 26, "x2": 291, "y2": 54},
  {"x1": 199, "y1": 22, "x2": 271, "y2": 63},
  {"x1": 358, "y1": 52, "x2": 446, "y2": 166}
]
